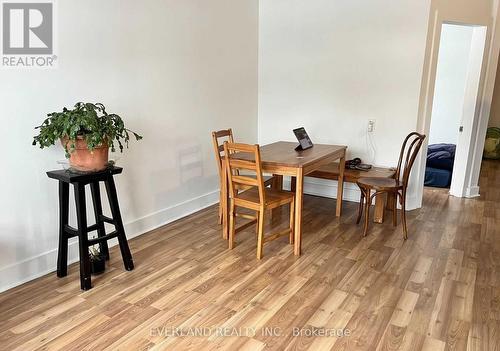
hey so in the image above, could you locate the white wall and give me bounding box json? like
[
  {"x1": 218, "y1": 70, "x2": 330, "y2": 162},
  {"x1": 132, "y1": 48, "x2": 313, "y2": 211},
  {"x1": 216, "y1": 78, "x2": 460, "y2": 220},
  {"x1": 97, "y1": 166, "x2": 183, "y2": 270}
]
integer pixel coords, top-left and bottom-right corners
[
  {"x1": 0, "y1": 0, "x2": 259, "y2": 292},
  {"x1": 429, "y1": 24, "x2": 473, "y2": 145},
  {"x1": 258, "y1": 0, "x2": 431, "y2": 206}
]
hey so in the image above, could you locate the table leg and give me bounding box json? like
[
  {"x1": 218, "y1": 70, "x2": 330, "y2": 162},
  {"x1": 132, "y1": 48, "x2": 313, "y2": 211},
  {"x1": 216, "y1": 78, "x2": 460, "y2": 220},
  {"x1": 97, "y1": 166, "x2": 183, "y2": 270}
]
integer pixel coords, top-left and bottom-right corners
[
  {"x1": 386, "y1": 192, "x2": 395, "y2": 210},
  {"x1": 290, "y1": 176, "x2": 296, "y2": 192},
  {"x1": 222, "y1": 160, "x2": 229, "y2": 240},
  {"x1": 374, "y1": 193, "x2": 387, "y2": 224},
  {"x1": 336, "y1": 155, "x2": 346, "y2": 217},
  {"x1": 271, "y1": 174, "x2": 283, "y2": 220},
  {"x1": 272, "y1": 174, "x2": 283, "y2": 190},
  {"x1": 294, "y1": 168, "x2": 304, "y2": 256}
]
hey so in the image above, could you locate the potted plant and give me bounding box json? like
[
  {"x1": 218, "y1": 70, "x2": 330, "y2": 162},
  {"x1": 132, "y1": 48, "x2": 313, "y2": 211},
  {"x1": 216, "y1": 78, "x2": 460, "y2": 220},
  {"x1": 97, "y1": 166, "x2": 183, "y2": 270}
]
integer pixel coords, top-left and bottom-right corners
[
  {"x1": 32, "y1": 102, "x2": 142, "y2": 171},
  {"x1": 89, "y1": 246, "x2": 106, "y2": 275}
]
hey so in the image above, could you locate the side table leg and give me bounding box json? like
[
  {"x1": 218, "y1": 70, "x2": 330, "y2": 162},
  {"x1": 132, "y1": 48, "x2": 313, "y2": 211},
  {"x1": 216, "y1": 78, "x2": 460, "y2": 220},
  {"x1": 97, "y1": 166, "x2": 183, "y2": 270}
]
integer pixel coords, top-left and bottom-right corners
[
  {"x1": 90, "y1": 181, "x2": 110, "y2": 260},
  {"x1": 373, "y1": 193, "x2": 387, "y2": 224},
  {"x1": 336, "y1": 154, "x2": 346, "y2": 217},
  {"x1": 57, "y1": 181, "x2": 69, "y2": 277},
  {"x1": 74, "y1": 183, "x2": 92, "y2": 290},
  {"x1": 105, "y1": 176, "x2": 134, "y2": 271}
]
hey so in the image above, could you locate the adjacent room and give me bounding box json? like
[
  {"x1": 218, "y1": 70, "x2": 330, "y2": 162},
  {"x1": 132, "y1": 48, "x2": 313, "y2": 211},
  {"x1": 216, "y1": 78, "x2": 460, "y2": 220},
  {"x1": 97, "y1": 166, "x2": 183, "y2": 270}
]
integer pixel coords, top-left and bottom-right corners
[
  {"x1": 425, "y1": 23, "x2": 490, "y2": 197},
  {"x1": 1, "y1": 1, "x2": 500, "y2": 350},
  {"x1": 425, "y1": 23, "x2": 471, "y2": 190}
]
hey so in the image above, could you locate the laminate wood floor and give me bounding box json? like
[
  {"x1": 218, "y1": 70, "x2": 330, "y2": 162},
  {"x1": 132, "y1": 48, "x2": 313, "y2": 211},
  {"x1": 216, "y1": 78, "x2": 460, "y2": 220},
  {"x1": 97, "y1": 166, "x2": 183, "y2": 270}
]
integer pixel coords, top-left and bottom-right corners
[{"x1": 1, "y1": 160, "x2": 500, "y2": 351}]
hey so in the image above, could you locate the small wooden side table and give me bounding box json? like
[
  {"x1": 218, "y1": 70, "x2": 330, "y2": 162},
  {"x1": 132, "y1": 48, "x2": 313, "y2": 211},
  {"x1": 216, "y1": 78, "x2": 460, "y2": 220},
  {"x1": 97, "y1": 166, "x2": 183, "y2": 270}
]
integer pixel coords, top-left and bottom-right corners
[
  {"x1": 307, "y1": 162, "x2": 397, "y2": 223},
  {"x1": 47, "y1": 166, "x2": 134, "y2": 290}
]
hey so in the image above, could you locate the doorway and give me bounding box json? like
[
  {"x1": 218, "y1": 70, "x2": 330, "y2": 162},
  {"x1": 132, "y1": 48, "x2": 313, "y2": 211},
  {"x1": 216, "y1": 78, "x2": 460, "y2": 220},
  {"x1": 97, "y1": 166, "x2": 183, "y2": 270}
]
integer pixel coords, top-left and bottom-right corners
[{"x1": 425, "y1": 23, "x2": 487, "y2": 197}]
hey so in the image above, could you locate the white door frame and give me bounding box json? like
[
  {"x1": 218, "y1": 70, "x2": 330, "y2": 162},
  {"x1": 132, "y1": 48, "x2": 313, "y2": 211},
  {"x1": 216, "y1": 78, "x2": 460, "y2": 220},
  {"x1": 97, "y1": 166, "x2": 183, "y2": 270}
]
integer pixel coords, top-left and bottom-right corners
[
  {"x1": 448, "y1": 25, "x2": 487, "y2": 197},
  {"x1": 412, "y1": 10, "x2": 500, "y2": 208}
]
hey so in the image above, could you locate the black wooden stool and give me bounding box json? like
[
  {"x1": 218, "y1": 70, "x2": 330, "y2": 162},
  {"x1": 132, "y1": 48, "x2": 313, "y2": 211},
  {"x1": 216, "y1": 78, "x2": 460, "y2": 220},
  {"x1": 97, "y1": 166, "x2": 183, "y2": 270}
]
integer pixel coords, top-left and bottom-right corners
[{"x1": 47, "y1": 166, "x2": 134, "y2": 290}]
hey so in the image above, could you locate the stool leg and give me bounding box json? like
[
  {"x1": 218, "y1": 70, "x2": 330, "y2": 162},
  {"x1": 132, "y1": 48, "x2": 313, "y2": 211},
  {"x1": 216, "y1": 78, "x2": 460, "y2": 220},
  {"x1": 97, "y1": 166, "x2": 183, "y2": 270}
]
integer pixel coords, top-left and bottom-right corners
[
  {"x1": 105, "y1": 176, "x2": 134, "y2": 271},
  {"x1": 57, "y1": 181, "x2": 69, "y2": 277},
  {"x1": 90, "y1": 181, "x2": 110, "y2": 260},
  {"x1": 74, "y1": 183, "x2": 92, "y2": 290}
]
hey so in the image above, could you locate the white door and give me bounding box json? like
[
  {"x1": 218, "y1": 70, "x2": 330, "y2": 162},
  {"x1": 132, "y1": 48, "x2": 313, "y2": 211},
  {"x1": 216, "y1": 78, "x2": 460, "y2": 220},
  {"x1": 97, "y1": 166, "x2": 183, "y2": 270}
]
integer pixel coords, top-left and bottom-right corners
[{"x1": 449, "y1": 26, "x2": 487, "y2": 197}]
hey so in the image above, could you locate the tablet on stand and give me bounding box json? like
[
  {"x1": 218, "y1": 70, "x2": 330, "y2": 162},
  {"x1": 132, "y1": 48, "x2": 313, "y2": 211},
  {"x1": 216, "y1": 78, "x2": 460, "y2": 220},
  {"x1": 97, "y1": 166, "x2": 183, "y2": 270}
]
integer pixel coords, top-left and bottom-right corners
[{"x1": 293, "y1": 127, "x2": 313, "y2": 151}]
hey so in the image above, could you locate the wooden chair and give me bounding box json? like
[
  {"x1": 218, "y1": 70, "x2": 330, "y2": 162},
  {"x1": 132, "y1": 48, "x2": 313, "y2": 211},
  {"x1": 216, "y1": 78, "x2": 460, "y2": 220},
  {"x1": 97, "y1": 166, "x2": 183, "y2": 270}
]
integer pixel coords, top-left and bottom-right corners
[
  {"x1": 356, "y1": 132, "x2": 426, "y2": 239},
  {"x1": 224, "y1": 142, "x2": 295, "y2": 259},
  {"x1": 211, "y1": 129, "x2": 274, "y2": 224}
]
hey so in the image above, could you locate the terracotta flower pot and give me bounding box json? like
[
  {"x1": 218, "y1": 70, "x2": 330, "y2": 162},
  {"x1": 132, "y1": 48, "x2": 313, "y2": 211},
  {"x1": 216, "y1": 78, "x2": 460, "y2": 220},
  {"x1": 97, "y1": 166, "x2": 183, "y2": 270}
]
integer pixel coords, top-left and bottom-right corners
[{"x1": 62, "y1": 137, "x2": 109, "y2": 172}]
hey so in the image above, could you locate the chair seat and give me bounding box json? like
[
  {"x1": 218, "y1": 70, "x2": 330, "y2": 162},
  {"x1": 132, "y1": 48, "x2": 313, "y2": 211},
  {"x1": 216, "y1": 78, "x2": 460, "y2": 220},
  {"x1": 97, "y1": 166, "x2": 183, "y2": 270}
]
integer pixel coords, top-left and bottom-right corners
[
  {"x1": 357, "y1": 177, "x2": 403, "y2": 191},
  {"x1": 235, "y1": 187, "x2": 294, "y2": 209}
]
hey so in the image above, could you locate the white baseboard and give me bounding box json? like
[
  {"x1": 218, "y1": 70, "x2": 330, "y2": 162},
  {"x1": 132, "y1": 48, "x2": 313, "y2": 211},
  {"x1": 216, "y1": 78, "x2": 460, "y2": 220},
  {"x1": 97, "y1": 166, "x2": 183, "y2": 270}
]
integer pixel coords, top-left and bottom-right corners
[
  {"x1": 286, "y1": 176, "x2": 420, "y2": 210},
  {"x1": 0, "y1": 190, "x2": 219, "y2": 293},
  {"x1": 466, "y1": 185, "x2": 480, "y2": 198},
  {"x1": 295, "y1": 177, "x2": 362, "y2": 203}
]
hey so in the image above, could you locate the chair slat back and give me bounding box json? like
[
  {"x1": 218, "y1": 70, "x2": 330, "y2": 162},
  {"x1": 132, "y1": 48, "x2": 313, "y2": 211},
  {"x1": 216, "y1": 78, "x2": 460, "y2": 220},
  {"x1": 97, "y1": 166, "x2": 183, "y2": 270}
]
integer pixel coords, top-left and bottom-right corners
[
  {"x1": 224, "y1": 142, "x2": 265, "y2": 205},
  {"x1": 211, "y1": 129, "x2": 234, "y2": 177},
  {"x1": 395, "y1": 132, "x2": 426, "y2": 188}
]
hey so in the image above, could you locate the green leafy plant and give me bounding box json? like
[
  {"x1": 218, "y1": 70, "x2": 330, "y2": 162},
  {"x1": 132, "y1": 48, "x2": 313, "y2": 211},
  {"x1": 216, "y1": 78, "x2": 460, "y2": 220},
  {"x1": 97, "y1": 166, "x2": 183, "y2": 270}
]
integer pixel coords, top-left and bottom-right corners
[
  {"x1": 32, "y1": 102, "x2": 142, "y2": 157},
  {"x1": 89, "y1": 246, "x2": 104, "y2": 261}
]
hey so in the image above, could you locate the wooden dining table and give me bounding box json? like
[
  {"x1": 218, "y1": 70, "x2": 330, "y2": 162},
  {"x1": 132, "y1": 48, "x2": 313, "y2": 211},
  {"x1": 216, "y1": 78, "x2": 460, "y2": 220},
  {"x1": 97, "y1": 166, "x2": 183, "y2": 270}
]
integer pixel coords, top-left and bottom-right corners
[{"x1": 221, "y1": 141, "x2": 347, "y2": 256}]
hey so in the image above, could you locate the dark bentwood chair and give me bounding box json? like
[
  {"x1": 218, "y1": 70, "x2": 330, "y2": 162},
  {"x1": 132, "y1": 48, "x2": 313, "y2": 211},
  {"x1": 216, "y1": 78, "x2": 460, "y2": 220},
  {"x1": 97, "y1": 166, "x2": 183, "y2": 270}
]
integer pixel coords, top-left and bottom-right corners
[{"x1": 356, "y1": 132, "x2": 426, "y2": 239}]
